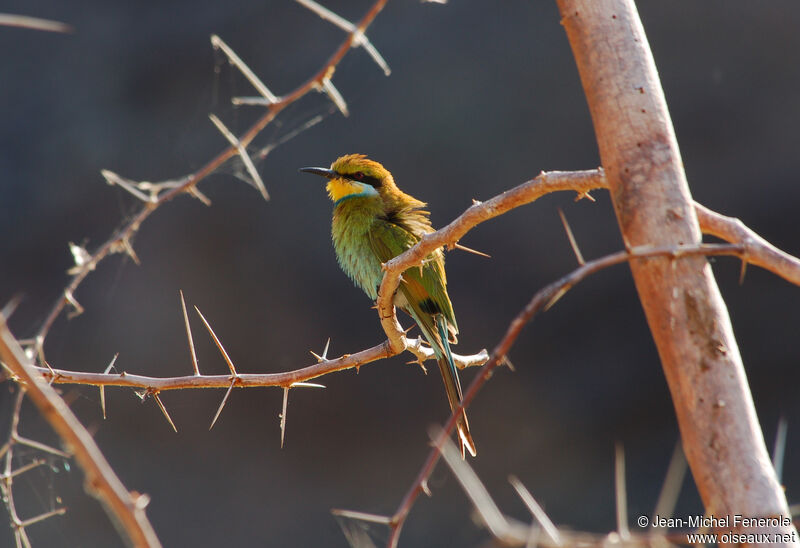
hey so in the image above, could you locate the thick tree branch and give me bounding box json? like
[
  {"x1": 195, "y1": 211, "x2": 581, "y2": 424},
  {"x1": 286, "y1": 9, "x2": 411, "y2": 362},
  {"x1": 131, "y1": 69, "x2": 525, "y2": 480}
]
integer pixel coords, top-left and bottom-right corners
[{"x1": 557, "y1": 0, "x2": 794, "y2": 543}]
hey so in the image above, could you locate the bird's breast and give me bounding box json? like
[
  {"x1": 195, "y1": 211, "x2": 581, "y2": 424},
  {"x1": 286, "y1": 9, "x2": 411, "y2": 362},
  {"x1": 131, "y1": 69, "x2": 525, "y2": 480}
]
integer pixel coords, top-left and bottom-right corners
[{"x1": 331, "y1": 210, "x2": 384, "y2": 300}]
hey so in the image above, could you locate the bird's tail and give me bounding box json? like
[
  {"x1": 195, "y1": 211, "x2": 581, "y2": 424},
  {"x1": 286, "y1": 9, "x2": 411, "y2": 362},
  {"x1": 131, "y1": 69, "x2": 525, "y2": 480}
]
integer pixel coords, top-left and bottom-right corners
[{"x1": 434, "y1": 315, "x2": 477, "y2": 458}]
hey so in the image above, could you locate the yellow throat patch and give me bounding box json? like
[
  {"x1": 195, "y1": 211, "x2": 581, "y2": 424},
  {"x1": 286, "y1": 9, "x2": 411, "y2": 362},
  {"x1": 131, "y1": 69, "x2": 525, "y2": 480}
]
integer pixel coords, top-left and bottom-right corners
[{"x1": 327, "y1": 179, "x2": 367, "y2": 202}]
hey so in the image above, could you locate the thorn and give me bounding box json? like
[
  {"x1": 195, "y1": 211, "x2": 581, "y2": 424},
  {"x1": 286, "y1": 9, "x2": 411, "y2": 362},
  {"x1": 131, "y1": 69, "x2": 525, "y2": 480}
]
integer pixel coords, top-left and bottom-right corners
[
  {"x1": 739, "y1": 258, "x2": 747, "y2": 285},
  {"x1": 329, "y1": 509, "x2": 392, "y2": 524},
  {"x1": 501, "y1": 355, "x2": 515, "y2": 372},
  {"x1": 209, "y1": 379, "x2": 236, "y2": 430},
  {"x1": 188, "y1": 186, "x2": 212, "y2": 206},
  {"x1": 0, "y1": 294, "x2": 23, "y2": 323},
  {"x1": 120, "y1": 236, "x2": 140, "y2": 266},
  {"x1": 101, "y1": 169, "x2": 155, "y2": 203},
  {"x1": 509, "y1": 475, "x2": 563, "y2": 546},
  {"x1": 179, "y1": 291, "x2": 200, "y2": 376},
  {"x1": 614, "y1": 442, "x2": 629, "y2": 539},
  {"x1": 310, "y1": 337, "x2": 331, "y2": 363},
  {"x1": 42, "y1": 359, "x2": 56, "y2": 380},
  {"x1": 558, "y1": 208, "x2": 585, "y2": 266},
  {"x1": 14, "y1": 435, "x2": 70, "y2": 458},
  {"x1": 194, "y1": 306, "x2": 238, "y2": 376},
  {"x1": 421, "y1": 479, "x2": 432, "y2": 497},
  {"x1": 471, "y1": 198, "x2": 482, "y2": 205},
  {"x1": 773, "y1": 416, "x2": 788, "y2": 484},
  {"x1": 154, "y1": 393, "x2": 178, "y2": 433},
  {"x1": 544, "y1": 286, "x2": 568, "y2": 311},
  {"x1": 651, "y1": 441, "x2": 687, "y2": 523},
  {"x1": 452, "y1": 242, "x2": 491, "y2": 258},
  {"x1": 100, "y1": 353, "x2": 119, "y2": 419},
  {"x1": 210, "y1": 35, "x2": 278, "y2": 104},
  {"x1": 18, "y1": 507, "x2": 67, "y2": 528},
  {"x1": 0, "y1": 14, "x2": 73, "y2": 33},
  {"x1": 322, "y1": 337, "x2": 331, "y2": 360},
  {"x1": 280, "y1": 387, "x2": 289, "y2": 448},
  {"x1": 208, "y1": 114, "x2": 269, "y2": 200},
  {"x1": 64, "y1": 290, "x2": 84, "y2": 319},
  {"x1": 0, "y1": 458, "x2": 46, "y2": 481},
  {"x1": 320, "y1": 77, "x2": 348, "y2": 117},
  {"x1": 132, "y1": 491, "x2": 151, "y2": 510},
  {"x1": 68, "y1": 242, "x2": 92, "y2": 274},
  {"x1": 290, "y1": 382, "x2": 325, "y2": 388},
  {"x1": 295, "y1": 0, "x2": 390, "y2": 75},
  {"x1": 574, "y1": 190, "x2": 595, "y2": 202}
]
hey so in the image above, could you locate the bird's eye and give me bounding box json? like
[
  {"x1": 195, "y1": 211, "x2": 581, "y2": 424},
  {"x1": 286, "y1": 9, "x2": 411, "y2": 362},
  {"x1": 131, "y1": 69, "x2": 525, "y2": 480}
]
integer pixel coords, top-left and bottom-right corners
[{"x1": 353, "y1": 172, "x2": 364, "y2": 180}]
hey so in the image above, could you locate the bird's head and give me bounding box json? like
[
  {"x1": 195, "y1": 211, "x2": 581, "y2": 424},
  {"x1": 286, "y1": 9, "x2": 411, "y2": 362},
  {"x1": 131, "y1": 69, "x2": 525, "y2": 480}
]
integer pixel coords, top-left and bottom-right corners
[{"x1": 299, "y1": 154, "x2": 393, "y2": 204}]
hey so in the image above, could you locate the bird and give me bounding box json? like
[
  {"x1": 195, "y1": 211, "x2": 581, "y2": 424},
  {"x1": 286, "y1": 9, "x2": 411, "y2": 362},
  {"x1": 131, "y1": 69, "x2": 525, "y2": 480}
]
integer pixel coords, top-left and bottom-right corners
[{"x1": 300, "y1": 154, "x2": 477, "y2": 458}]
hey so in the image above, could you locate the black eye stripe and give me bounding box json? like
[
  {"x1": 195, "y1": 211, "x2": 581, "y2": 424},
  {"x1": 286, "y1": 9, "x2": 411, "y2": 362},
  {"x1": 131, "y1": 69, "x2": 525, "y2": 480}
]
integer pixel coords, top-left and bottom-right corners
[{"x1": 341, "y1": 173, "x2": 382, "y2": 188}]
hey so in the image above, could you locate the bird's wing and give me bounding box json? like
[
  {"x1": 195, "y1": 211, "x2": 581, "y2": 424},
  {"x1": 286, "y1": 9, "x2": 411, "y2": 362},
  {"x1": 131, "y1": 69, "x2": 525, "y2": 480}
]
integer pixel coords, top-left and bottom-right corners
[{"x1": 368, "y1": 218, "x2": 458, "y2": 334}]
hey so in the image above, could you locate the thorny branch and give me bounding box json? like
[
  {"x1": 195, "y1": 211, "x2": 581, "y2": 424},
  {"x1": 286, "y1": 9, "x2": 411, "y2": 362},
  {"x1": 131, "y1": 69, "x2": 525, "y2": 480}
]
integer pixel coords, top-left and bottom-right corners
[
  {"x1": 0, "y1": 318, "x2": 161, "y2": 547},
  {"x1": 29, "y1": 0, "x2": 391, "y2": 363},
  {"x1": 382, "y1": 242, "x2": 750, "y2": 548},
  {"x1": 4, "y1": 0, "x2": 800, "y2": 545},
  {"x1": 22, "y1": 169, "x2": 800, "y2": 396},
  {"x1": 0, "y1": 390, "x2": 67, "y2": 548}
]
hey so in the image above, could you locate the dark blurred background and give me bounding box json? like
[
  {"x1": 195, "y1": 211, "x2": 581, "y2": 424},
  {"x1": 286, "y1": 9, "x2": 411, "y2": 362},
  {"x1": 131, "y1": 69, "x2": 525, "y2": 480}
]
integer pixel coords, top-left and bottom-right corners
[{"x1": 1, "y1": 1, "x2": 798, "y2": 546}]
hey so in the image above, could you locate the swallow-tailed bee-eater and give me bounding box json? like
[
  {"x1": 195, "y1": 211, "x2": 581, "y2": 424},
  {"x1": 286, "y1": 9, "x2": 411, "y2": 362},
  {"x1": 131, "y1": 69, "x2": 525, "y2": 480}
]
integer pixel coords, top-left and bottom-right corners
[{"x1": 300, "y1": 154, "x2": 476, "y2": 457}]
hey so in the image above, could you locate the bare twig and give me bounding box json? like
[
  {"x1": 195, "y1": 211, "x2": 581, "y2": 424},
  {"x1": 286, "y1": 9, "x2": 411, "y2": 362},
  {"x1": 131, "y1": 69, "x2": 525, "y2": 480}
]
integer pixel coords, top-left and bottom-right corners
[{"x1": 0, "y1": 316, "x2": 161, "y2": 547}]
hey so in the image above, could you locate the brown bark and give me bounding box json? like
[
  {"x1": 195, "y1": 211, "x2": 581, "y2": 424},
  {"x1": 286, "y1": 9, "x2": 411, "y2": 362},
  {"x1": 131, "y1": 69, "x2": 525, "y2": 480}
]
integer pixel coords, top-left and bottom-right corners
[{"x1": 556, "y1": 0, "x2": 796, "y2": 543}]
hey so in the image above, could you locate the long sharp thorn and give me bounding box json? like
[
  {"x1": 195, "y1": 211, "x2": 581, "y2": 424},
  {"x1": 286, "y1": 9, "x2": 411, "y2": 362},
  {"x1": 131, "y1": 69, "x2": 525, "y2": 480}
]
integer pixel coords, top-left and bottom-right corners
[
  {"x1": 154, "y1": 393, "x2": 178, "y2": 432},
  {"x1": 558, "y1": 208, "x2": 584, "y2": 266},
  {"x1": 739, "y1": 258, "x2": 748, "y2": 285},
  {"x1": 773, "y1": 416, "x2": 788, "y2": 483},
  {"x1": 322, "y1": 337, "x2": 331, "y2": 360},
  {"x1": 180, "y1": 291, "x2": 200, "y2": 376},
  {"x1": 430, "y1": 425, "x2": 509, "y2": 538},
  {"x1": 329, "y1": 509, "x2": 392, "y2": 524},
  {"x1": 615, "y1": 443, "x2": 629, "y2": 539},
  {"x1": 194, "y1": 306, "x2": 238, "y2": 376},
  {"x1": 652, "y1": 441, "x2": 687, "y2": 522},
  {"x1": 280, "y1": 387, "x2": 289, "y2": 448},
  {"x1": 14, "y1": 436, "x2": 69, "y2": 458},
  {"x1": 0, "y1": 14, "x2": 72, "y2": 33},
  {"x1": 210, "y1": 35, "x2": 278, "y2": 103},
  {"x1": 1, "y1": 294, "x2": 23, "y2": 320},
  {"x1": 209, "y1": 379, "x2": 236, "y2": 430},
  {"x1": 320, "y1": 77, "x2": 348, "y2": 116},
  {"x1": 453, "y1": 242, "x2": 491, "y2": 258},
  {"x1": 509, "y1": 475, "x2": 562, "y2": 546},
  {"x1": 294, "y1": 0, "x2": 390, "y2": 75},
  {"x1": 19, "y1": 507, "x2": 66, "y2": 528},
  {"x1": 100, "y1": 353, "x2": 119, "y2": 419},
  {"x1": 208, "y1": 114, "x2": 269, "y2": 200}
]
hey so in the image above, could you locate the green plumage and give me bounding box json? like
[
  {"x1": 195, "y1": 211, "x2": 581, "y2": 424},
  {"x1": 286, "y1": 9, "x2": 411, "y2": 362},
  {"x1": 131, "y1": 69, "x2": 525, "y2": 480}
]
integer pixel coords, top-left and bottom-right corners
[{"x1": 301, "y1": 154, "x2": 476, "y2": 458}]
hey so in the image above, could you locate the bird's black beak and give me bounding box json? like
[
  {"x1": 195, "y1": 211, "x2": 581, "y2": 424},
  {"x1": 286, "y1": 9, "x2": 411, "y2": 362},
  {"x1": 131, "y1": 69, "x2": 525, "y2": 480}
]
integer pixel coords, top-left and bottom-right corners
[{"x1": 299, "y1": 167, "x2": 336, "y2": 179}]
